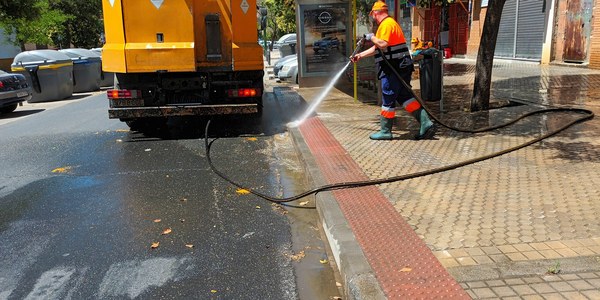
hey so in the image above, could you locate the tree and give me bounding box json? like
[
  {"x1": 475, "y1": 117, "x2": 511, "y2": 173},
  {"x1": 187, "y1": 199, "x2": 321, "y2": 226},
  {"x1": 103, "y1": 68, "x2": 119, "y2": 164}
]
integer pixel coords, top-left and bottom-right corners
[
  {"x1": 470, "y1": 0, "x2": 506, "y2": 111},
  {"x1": 50, "y1": 0, "x2": 103, "y2": 49},
  {"x1": 260, "y1": 0, "x2": 296, "y2": 42},
  {"x1": 0, "y1": 0, "x2": 102, "y2": 50},
  {"x1": 0, "y1": 0, "x2": 69, "y2": 50}
]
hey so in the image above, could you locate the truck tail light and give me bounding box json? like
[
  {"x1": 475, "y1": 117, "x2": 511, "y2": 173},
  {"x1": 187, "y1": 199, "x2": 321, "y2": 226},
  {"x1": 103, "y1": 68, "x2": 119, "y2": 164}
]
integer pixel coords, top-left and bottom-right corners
[
  {"x1": 107, "y1": 89, "x2": 141, "y2": 99},
  {"x1": 227, "y1": 88, "x2": 261, "y2": 98}
]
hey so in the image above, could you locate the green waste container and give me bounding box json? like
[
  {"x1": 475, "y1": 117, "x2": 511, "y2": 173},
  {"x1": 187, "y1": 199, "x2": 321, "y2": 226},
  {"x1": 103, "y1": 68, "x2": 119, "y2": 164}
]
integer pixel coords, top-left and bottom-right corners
[
  {"x1": 59, "y1": 48, "x2": 102, "y2": 93},
  {"x1": 419, "y1": 48, "x2": 443, "y2": 101},
  {"x1": 11, "y1": 50, "x2": 74, "y2": 103}
]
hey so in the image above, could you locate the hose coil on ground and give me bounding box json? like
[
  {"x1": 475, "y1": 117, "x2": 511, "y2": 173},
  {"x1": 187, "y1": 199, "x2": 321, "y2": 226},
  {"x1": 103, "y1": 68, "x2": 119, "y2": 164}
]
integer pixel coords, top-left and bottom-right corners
[{"x1": 204, "y1": 48, "x2": 594, "y2": 203}]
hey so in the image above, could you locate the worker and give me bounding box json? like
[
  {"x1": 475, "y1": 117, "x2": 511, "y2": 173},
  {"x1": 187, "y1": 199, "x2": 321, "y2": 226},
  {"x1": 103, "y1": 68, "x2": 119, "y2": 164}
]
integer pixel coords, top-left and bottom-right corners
[{"x1": 351, "y1": 1, "x2": 436, "y2": 140}]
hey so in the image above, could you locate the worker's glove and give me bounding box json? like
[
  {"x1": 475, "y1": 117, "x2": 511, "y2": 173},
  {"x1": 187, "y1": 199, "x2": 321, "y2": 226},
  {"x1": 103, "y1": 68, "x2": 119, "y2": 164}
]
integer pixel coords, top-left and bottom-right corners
[{"x1": 364, "y1": 33, "x2": 374, "y2": 41}]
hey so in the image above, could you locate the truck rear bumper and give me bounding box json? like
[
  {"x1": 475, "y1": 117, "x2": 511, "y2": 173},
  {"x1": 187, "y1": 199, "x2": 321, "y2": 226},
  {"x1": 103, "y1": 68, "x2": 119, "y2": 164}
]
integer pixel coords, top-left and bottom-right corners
[{"x1": 108, "y1": 104, "x2": 258, "y2": 119}]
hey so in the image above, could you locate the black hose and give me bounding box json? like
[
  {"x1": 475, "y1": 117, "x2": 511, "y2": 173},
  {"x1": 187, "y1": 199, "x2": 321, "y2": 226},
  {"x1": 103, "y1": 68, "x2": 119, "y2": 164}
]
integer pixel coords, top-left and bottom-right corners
[{"x1": 204, "y1": 46, "x2": 594, "y2": 204}]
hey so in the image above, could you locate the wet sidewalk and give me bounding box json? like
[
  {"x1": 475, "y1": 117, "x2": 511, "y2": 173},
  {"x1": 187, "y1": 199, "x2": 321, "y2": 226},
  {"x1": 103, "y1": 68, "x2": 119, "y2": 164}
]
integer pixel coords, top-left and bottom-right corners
[{"x1": 285, "y1": 58, "x2": 600, "y2": 299}]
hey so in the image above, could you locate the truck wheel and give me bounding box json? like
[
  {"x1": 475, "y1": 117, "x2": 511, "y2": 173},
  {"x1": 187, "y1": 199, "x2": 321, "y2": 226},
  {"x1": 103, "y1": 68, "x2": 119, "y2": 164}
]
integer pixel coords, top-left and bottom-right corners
[
  {"x1": 254, "y1": 96, "x2": 263, "y2": 117},
  {"x1": 125, "y1": 119, "x2": 143, "y2": 131},
  {"x1": 0, "y1": 104, "x2": 18, "y2": 114},
  {"x1": 126, "y1": 118, "x2": 167, "y2": 132}
]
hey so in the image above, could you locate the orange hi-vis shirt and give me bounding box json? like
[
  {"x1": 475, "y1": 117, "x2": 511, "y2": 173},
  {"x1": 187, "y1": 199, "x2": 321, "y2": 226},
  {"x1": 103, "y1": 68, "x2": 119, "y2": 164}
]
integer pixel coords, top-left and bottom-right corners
[{"x1": 375, "y1": 17, "x2": 406, "y2": 46}]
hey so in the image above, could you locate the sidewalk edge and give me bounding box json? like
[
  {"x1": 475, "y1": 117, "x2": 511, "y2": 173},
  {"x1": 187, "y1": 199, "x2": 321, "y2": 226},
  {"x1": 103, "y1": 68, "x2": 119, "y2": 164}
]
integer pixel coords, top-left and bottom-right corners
[{"x1": 288, "y1": 126, "x2": 386, "y2": 300}]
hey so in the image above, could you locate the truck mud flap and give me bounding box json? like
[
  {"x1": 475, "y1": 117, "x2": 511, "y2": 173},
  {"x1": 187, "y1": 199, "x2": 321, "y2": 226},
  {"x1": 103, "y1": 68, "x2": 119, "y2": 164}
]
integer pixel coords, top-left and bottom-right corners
[{"x1": 108, "y1": 104, "x2": 258, "y2": 119}]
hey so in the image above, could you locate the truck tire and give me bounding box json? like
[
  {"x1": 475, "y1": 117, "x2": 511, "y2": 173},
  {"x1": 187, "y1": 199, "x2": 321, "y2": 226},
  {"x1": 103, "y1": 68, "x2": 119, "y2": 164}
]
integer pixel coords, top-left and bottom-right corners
[
  {"x1": 125, "y1": 119, "x2": 143, "y2": 131},
  {"x1": 0, "y1": 104, "x2": 18, "y2": 114},
  {"x1": 254, "y1": 96, "x2": 263, "y2": 117},
  {"x1": 126, "y1": 117, "x2": 167, "y2": 132}
]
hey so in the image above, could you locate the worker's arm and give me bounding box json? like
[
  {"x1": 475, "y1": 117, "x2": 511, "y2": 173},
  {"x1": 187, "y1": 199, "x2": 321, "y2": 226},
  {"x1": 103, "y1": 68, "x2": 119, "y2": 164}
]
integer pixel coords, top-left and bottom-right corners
[
  {"x1": 351, "y1": 45, "x2": 377, "y2": 63},
  {"x1": 370, "y1": 36, "x2": 389, "y2": 49}
]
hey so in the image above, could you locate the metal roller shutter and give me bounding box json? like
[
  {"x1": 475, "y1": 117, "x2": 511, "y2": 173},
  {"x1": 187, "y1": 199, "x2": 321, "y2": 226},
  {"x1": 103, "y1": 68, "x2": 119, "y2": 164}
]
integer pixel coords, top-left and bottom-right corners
[
  {"x1": 494, "y1": 0, "x2": 546, "y2": 60},
  {"x1": 515, "y1": 0, "x2": 546, "y2": 59},
  {"x1": 495, "y1": 0, "x2": 516, "y2": 58}
]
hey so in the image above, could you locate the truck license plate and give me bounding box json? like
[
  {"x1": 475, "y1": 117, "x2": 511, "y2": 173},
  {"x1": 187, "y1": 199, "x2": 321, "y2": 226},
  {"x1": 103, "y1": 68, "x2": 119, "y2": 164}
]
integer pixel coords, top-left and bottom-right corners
[{"x1": 17, "y1": 91, "x2": 28, "y2": 97}]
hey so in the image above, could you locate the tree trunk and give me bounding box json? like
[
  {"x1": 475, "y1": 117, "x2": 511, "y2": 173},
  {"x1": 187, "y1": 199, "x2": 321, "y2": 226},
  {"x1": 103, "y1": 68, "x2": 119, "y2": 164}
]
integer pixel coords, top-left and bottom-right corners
[{"x1": 471, "y1": 0, "x2": 507, "y2": 112}]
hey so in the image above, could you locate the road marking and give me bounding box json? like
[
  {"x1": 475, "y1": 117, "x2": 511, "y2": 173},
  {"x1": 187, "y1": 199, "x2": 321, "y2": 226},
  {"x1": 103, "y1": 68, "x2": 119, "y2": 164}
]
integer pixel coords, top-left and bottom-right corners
[
  {"x1": 24, "y1": 267, "x2": 76, "y2": 300},
  {"x1": 98, "y1": 257, "x2": 191, "y2": 298}
]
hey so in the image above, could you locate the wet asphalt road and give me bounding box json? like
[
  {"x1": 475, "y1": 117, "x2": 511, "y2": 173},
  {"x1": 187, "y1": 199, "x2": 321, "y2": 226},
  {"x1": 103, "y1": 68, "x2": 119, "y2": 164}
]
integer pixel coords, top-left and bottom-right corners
[{"x1": 0, "y1": 90, "x2": 340, "y2": 299}]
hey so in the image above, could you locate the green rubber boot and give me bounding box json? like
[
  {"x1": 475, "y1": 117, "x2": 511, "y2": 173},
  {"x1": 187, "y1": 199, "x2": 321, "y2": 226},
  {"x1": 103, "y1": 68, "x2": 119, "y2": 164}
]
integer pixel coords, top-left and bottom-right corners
[
  {"x1": 413, "y1": 109, "x2": 436, "y2": 140},
  {"x1": 370, "y1": 116, "x2": 393, "y2": 140}
]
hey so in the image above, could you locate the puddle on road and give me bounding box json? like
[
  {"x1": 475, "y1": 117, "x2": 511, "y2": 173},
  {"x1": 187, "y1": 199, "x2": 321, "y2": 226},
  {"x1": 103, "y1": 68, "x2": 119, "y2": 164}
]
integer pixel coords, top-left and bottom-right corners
[{"x1": 266, "y1": 132, "x2": 344, "y2": 300}]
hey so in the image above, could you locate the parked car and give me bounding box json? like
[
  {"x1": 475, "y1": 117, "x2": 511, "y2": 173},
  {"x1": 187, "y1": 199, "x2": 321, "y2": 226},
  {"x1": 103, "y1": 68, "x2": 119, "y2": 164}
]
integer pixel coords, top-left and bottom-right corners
[
  {"x1": 258, "y1": 39, "x2": 272, "y2": 49},
  {"x1": 273, "y1": 33, "x2": 296, "y2": 49},
  {"x1": 313, "y1": 37, "x2": 340, "y2": 53},
  {"x1": 0, "y1": 70, "x2": 32, "y2": 114},
  {"x1": 273, "y1": 54, "x2": 297, "y2": 77},
  {"x1": 278, "y1": 57, "x2": 298, "y2": 84}
]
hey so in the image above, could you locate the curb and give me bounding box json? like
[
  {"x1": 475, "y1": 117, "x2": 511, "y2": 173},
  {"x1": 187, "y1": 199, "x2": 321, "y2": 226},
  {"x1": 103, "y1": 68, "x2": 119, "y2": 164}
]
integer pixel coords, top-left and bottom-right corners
[{"x1": 288, "y1": 125, "x2": 386, "y2": 300}]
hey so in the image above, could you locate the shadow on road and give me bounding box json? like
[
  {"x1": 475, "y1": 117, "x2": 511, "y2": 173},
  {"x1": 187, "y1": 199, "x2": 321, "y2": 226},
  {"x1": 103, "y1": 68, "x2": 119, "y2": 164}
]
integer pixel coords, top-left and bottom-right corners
[{"x1": 0, "y1": 109, "x2": 45, "y2": 119}]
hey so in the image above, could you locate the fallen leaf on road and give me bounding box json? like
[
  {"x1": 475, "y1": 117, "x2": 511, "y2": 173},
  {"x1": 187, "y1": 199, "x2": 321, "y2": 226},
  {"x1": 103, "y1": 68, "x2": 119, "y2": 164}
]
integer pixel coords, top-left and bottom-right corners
[
  {"x1": 320, "y1": 259, "x2": 328, "y2": 264},
  {"x1": 211, "y1": 290, "x2": 217, "y2": 293},
  {"x1": 255, "y1": 205, "x2": 261, "y2": 209},
  {"x1": 151, "y1": 242, "x2": 160, "y2": 249},
  {"x1": 400, "y1": 267, "x2": 412, "y2": 272},
  {"x1": 236, "y1": 189, "x2": 250, "y2": 195},
  {"x1": 271, "y1": 203, "x2": 288, "y2": 215},
  {"x1": 288, "y1": 251, "x2": 305, "y2": 262},
  {"x1": 51, "y1": 166, "x2": 72, "y2": 173},
  {"x1": 162, "y1": 228, "x2": 172, "y2": 235},
  {"x1": 145, "y1": 148, "x2": 151, "y2": 152},
  {"x1": 246, "y1": 137, "x2": 258, "y2": 141},
  {"x1": 185, "y1": 244, "x2": 194, "y2": 248},
  {"x1": 299, "y1": 201, "x2": 309, "y2": 206},
  {"x1": 153, "y1": 219, "x2": 162, "y2": 223},
  {"x1": 336, "y1": 282, "x2": 342, "y2": 287},
  {"x1": 180, "y1": 197, "x2": 188, "y2": 202}
]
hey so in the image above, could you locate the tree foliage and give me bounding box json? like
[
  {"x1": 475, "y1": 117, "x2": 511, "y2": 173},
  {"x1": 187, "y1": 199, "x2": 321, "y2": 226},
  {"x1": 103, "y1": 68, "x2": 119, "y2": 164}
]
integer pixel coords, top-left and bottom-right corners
[
  {"x1": 259, "y1": 0, "x2": 297, "y2": 42},
  {"x1": 50, "y1": 0, "x2": 103, "y2": 49},
  {"x1": 0, "y1": 0, "x2": 102, "y2": 50}
]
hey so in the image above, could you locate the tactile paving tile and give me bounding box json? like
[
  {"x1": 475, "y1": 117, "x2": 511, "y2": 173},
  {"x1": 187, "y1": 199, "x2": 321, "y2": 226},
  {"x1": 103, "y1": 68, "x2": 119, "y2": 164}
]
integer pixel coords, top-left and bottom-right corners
[{"x1": 299, "y1": 117, "x2": 469, "y2": 299}]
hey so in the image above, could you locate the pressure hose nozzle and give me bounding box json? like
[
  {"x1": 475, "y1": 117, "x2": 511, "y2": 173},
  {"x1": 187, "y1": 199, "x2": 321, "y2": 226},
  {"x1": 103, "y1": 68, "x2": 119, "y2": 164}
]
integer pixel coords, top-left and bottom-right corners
[{"x1": 350, "y1": 37, "x2": 365, "y2": 62}]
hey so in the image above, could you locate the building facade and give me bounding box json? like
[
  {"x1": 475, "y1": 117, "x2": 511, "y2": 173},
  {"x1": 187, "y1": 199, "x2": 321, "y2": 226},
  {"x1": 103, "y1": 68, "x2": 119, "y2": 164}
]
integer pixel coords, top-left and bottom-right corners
[{"x1": 393, "y1": 0, "x2": 600, "y2": 68}]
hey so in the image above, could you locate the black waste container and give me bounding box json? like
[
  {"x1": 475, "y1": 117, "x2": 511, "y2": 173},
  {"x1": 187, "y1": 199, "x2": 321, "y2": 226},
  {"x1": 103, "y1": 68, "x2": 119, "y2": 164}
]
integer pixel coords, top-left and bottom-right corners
[{"x1": 419, "y1": 48, "x2": 443, "y2": 101}]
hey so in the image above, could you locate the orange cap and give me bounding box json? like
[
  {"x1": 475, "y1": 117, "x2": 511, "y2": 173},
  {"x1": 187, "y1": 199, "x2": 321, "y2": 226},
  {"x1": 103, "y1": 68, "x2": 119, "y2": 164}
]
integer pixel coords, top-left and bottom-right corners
[{"x1": 370, "y1": 1, "x2": 388, "y2": 16}]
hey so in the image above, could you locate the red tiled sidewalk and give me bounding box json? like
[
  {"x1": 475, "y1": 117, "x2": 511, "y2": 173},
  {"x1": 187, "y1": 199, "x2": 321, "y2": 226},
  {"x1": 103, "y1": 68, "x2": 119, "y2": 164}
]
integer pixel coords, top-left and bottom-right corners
[{"x1": 299, "y1": 117, "x2": 469, "y2": 299}]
